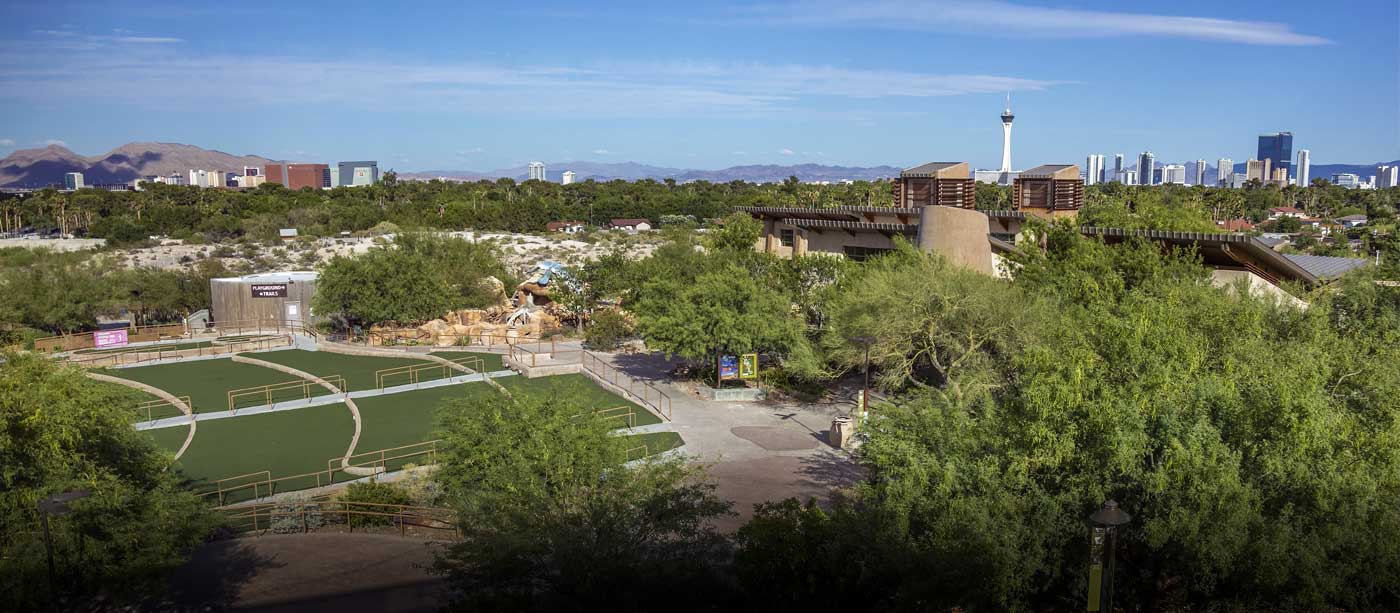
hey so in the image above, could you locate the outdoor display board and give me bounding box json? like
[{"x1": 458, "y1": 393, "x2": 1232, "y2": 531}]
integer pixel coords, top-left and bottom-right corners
[
  {"x1": 251, "y1": 283, "x2": 288, "y2": 298},
  {"x1": 93, "y1": 329, "x2": 129, "y2": 349},
  {"x1": 719, "y1": 353, "x2": 760, "y2": 381},
  {"x1": 739, "y1": 354, "x2": 758, "y2": 379}
]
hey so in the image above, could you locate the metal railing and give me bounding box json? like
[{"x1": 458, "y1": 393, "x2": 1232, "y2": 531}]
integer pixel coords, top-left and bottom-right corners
[
  {"x1": 69, "y1": 335, "x2": 292, "y2": 367},
  {"x1": 331, "y1": 440, "x2": 442, "y2": 476},
  {"x1": 198, "y1": 440, "x2": 443, "y2": 506},
  {"x1": 580, "y1": 351, "x2": 672, "y2": 421},
  {"x1": 226, "y1": 374, "x2": 345, "y2": 413},
  {"x1": 35, "y1": 322, "x2": 189, "y2": 353},
  {"x1": 374, "y1": 356, "x2": 484, "y2": 389},
  {"x1": 221, "y1": 500, "x2": 459, "y2": 538},
  {"x1": 578, "y1": 405, "x2": 637, "y2": 429},
  {"x1": 212, "y1": 318, "x2": 319, "y2": 340},
  {"x1": 133, "y1": 396, "x2": 191, "y2": 422},
  {"x1": 508, "y1": 340, "x2": 583, "y2": 368}
]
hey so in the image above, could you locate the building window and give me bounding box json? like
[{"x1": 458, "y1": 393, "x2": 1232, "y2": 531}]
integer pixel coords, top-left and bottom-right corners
[
  {"x1": 842, "y1": 246, "x2": 891, "y2": 262},
  {"x1": 779, "y1": 229, "x2": 795, "y2": 247}
]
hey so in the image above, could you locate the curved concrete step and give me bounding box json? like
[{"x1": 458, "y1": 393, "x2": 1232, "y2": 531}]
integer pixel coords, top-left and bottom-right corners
[{"x1": 91, "y1": 372, "x2": 197, "y2": 462}]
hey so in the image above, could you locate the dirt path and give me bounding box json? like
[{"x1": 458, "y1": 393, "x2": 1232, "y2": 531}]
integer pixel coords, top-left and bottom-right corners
[{"x1": 167, "y1": 533, "x2": 448, "y2": 612}]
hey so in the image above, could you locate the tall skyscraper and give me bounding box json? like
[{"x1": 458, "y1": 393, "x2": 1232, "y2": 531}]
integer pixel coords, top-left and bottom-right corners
[
  {"x1": 1138, "y1": 151, "x2": 1155, "y2": 186},
  {"x1": 1192, "y1": 159, "x2": 1207, "y2": 186},
  {"x1": 999, "y1": 94, "x2": 1014, "y2": 177},
  {"x1": 1161, "y1": 165, "x2": 1187, "y2": 185},
  {"x1": 1217, "y1": 158, "x2": 1233, "y2": 186},
  {"x1": 1296, "y1": 149, "x2": 1310, "y2": 186},
  {"x1": 1113, "y1": 154, "x2": 1124, "y2": 177},
  {"x1": 1246, "y1": 159, "x2": 1269, "y2": 183},
  {"x1": 1257, "y1": 132, "x2": 1293, "y2": 182},
  {"x1": 64, "y1": 172, "x2": 84, "y2": 190},
  {"x1": 1085, "y1": 154, "x2": 1104, "y2": 185},
  {"x1": 1377, "y1": 165, "x2": 1398, "y2": 188},
  {"x1": 528, "y1": 161, "x2": 546, "y2": 181}
]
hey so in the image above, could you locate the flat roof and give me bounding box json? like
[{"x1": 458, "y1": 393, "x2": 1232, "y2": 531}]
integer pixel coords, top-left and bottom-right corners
[
  {"x1": 1283, "y1": 254, "x2": 1371, "y2": 279},
  {"x1": 901, "y1": 162, "x2": 969, "y2": 179},
  {"x1": 1079, "y1": 227, "x2": 1323, "y2": 285},
  {"x1": 1019, "y1": 164, "x2": 1080, "y2": 179},
  {"x1": 213, "y1": 271, "x2": 318, "y2": 283},
  {"x1": 783, "y1": 218, "x2": 916, "y2": 234},
  {"x1": 736, "y1": 206, "x2": 921, "y2": 224}
]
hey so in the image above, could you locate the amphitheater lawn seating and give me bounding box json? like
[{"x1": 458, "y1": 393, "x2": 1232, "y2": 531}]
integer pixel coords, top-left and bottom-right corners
[
  {"x1": 428, "y1": 350, "x2": 505, "y2": 373},
  {"x1": 111, "y1": 359, "x2": 334, "y2": 413},
  {"x1": 74, "y1": 340, "x2": 213, "y2": 356},
  {"x1": 146, "y1": 426, "x2": 188, "y2": 455},
  {"x1": 624, "y1": 432, "x2": 685, "y2": 457},
  {"x1": 252, "y1": 349, "x2": 441, "y2": 392},
  {"x1": 148, "y1": 403, "x2": 355, "y2": 499}
]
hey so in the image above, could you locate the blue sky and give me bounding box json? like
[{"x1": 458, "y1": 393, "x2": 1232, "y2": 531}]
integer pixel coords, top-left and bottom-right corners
[{"x1": 0, "y1": 0, "x2": 1395, "y2": 172}]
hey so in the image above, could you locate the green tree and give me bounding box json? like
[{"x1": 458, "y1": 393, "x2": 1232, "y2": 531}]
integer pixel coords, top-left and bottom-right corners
[
  {"x1": 431, "y1": 390, "x2": 732, "y2": 612},
  {"x1": 0, "y1": 354, "x2": 217, "y2": 609}
]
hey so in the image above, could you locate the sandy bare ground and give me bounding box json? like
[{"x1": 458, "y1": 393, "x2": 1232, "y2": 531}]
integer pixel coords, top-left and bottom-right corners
[{"x1": 3, "y1": 231, "x2": 660, "y2": 276}]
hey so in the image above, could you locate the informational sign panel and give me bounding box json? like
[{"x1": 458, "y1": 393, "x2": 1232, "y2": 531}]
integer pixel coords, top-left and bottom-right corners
[
  {"x1": 718, "y1": 355, "x2": 739, "y2": 381},
  {"x1": 94, "y1": 329, "x2": 129, "y2": 349},
  {"x1": 738, "y1": 353, "x2": 758, "y2": 379},
  {"x1": 251, "y1": 283, "x2": 288, "y2": 298}
]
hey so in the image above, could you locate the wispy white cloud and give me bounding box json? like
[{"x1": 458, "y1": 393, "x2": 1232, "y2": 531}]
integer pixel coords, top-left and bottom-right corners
[
  {"x1": 592, "y1": 149, "x2": 611, "y2": 155},
  {"x1": 457, "y1": 147, "x2": 486, "y2": 154},
  {"x1": 33, "y1": 28, "x2": 182, "y2": 49},
  {"x1": 742, "y1": 0, "x2": 1330, "y2": 46},
  {"x1": 0, "y1": 41, "x2": 1056, "y2": 120},
  {"x1": 0, "y1": 139, "x2": 14, "y2": 147},
  {"x1": 42, "y1": 139, "x2": 67, "y2": 147},
  {"x1": 779, "y1": 148, "x2": 795, "y2": 155}
]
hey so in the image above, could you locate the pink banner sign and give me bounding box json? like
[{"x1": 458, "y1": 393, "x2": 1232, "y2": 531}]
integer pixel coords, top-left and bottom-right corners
[{"x1": 94, "y1": 329, "x2": 129, "y2": 349}]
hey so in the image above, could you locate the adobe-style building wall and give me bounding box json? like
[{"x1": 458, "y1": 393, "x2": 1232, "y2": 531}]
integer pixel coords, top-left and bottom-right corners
[{"x1": 917, "y1": 206, "x2": 994, "y2": 275}]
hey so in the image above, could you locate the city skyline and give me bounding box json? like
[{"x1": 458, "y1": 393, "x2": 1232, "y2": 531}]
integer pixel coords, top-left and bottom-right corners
[{"x1": 0, "y1": 0, "x2": 1395, "y2": 172}]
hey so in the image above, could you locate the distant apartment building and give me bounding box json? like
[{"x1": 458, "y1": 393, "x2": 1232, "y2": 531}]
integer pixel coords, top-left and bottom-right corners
[
  {"x1": 244, "y1": 166, "x2": 261, "y2": 177},
  {"x1": 1270, "y1": 167, "x2": 1289, "y2": 187},
  {"x1": 893, "y1": 162, "x2": 976, "y2": 208},
  {"x1": 1013, "y1": 164, "x2": 1084, "y2": 217},
  {"x1": 1160, "y1": 164, "x2": 1187, "y2": 185},
  {"x1": 1085, "y1": 154, "x2": 1105, "y2": 185},
  {"x1": 1257, "y1": 132, "x2": 1293, "y2": 182},
  {"x1": 63, "y1": 172, "x2": 84, "y2": 190},
  {"x1": 1137, "y1": 151, "x2": 1155, "y2": 186},
  {"x1": 528, "y1": 161, "x2": 546, "y2": 181},
  {"x1": 1192, "y1": 159, "x2": 1207, "y2": 186},
  {"x1": 265, "y1": 162, "x2": 331, "y2": 190},
  {"x1": 562, "y1": 170, "x2": 576, "y2": 185},
  {"x1": 1246, "y1": 159, "x2": 1271, "y2": 183},
  {"x1": 1331, "y1": 173, "x2": 1362, "y2": 189},
  {"x1": 1295, "y1": 149, "x2": 1310, "y2": 186},
  {"x1": 1116, "y1": 169, "x2": 1137, "y2": 185},
  {"x1": 154, "y1": 173, "x2": 185, "y2": 186},
  {"x1": 1217, "y1": 158, "x2": 1233, "y2": 186},
  {"x1": 236, "y1": 175, "x2": 266, "y2": 188},
  {"x1": 336, "y1": 161, "x2": 379, "y2": 187},
  {"x1": 187, "y1": 169, "x2": 223, "y2": 188},
  {"x1": 1376, "y1": 165, "x2": 1398, "y2": 189}
]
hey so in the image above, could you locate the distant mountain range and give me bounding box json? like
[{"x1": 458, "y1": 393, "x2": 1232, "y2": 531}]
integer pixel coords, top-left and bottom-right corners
[
  {"x1": 399, "y1": 161, "x2": 904, "y2": 183},
  {"x1": 2, "y1": 142, "x2": 1394, "y2": 188},
  {"x1": 0, "y1": 143, "x2": 274, "y2": 187}
]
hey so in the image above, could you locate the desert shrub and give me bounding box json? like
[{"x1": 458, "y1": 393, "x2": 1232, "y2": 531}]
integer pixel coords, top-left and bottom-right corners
[
  {"x1": 342, "y1": 481, "x2": 411, "y2": 527},
  {"x1": 584, "y1": 308, "x2": 633, "y2": 350}
]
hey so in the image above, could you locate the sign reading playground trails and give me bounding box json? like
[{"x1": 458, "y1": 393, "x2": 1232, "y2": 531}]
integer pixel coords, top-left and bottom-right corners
[
  {"x1": 94, "y1": 329, "x2": 128, "y2": 349},
  {"x1": 251, "y1": 283, "x2": 288, "y2": 298}
]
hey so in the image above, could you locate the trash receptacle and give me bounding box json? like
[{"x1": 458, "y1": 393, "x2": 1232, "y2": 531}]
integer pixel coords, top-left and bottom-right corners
[{"x1": 829, "y1": 416, "x2": 853, "y2": 448}]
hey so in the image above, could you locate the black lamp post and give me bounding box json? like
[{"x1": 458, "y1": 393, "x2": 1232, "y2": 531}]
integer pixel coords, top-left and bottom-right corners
[
  {"x1": 1087, "y1": 499, "x2": 1131, "y2": 612},
  {"x1": 38, "y1": 489, "x2": 91, "y2": 608}
]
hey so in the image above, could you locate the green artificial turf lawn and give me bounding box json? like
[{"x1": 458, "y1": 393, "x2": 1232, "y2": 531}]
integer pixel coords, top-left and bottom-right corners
[
  {"x1": 499, "y1": 374, "x2": 663, "y2": 427},
  {"x1": 152, "y1": 402, "x2": 355, "y2": 495},
  {"x1": 251, "y1": 349, "x2": 440, "y2": 392},
  {"x1": 622, "y1": 432, "x2": 685, "y2": 457},
  {"x1": 146, "y1": 426, "x2": 188, "y2": 455},
  {"x1": 428, "y1": 350, "x2": 505, "y2": 373},
  {"x1": 111, "y1": 358, "x2": 332, "y2": 414},
  {"x1": 74, "y1": 340, "x2": 214, "y2": 356}
]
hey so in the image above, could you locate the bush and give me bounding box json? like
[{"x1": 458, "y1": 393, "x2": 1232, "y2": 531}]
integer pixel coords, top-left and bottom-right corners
[
  {"x1": 342, "y1": 481, "x2": 411, "y2": 527},
  {"x1": 269, "y1": 494, "x2": 336, "y2": 534},
  {"x1": 584, "y1": 308, "x2": 632, "y2": 350}
]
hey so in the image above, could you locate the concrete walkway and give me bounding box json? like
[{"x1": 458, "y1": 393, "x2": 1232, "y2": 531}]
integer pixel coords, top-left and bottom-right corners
[{"x1": 591, "y1": 351, "x2": 866, "y2": 532}]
